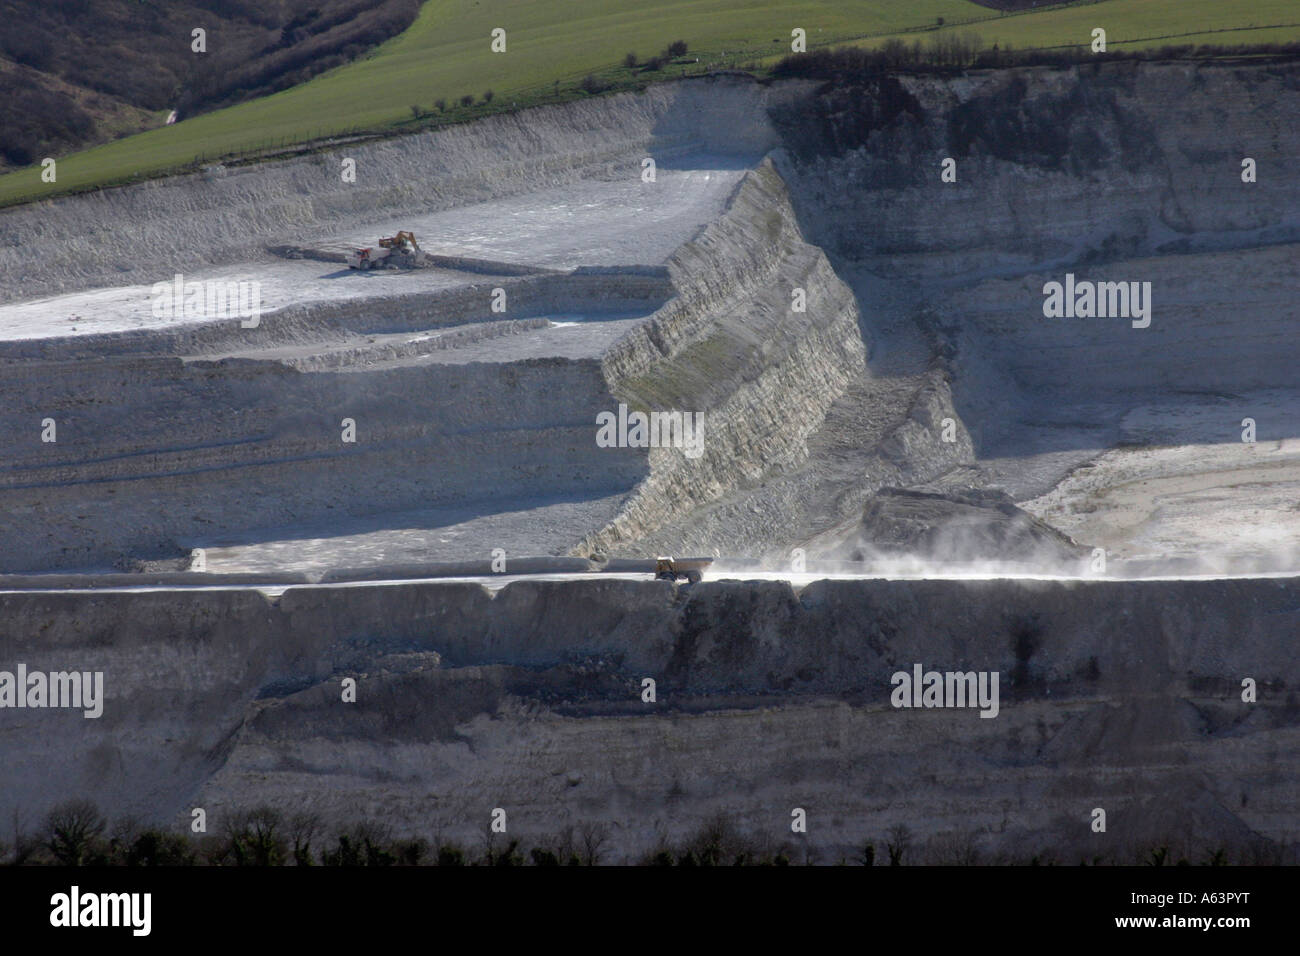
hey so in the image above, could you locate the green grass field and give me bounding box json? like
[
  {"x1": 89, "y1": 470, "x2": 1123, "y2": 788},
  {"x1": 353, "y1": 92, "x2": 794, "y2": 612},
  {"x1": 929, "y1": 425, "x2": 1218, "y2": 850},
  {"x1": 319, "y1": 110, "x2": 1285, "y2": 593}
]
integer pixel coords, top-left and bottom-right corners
[
  {"x1": 2, "y1": 0, "x2": 1296, "y2": 208},
  {"x1": 854, "y1": 0, "x2": 1300, "y2": 54}
]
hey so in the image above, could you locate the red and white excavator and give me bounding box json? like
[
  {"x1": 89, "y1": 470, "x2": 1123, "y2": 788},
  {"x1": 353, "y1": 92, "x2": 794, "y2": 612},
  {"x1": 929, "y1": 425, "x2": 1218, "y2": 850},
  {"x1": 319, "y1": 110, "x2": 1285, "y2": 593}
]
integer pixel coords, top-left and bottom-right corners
[{"x1": 347, "y1": 230, "x2": 426, "y2": 269}]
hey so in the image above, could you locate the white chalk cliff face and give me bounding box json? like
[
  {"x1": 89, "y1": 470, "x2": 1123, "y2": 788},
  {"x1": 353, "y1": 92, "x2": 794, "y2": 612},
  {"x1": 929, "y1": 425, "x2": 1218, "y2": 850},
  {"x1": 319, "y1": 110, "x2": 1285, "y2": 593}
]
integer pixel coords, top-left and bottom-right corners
[
  {"x1": 3, "y1": 65, "x2": 1292, "y2": 572},
  {"x1": 0, "y1": 64, "x2": 1296, "y2": 862},
  {"x1": 0, "y1": 78, "x2": 866, "y2": 574},
  {"x1": 761, "y1": 61, "x2": 1300, "y2": 574}
]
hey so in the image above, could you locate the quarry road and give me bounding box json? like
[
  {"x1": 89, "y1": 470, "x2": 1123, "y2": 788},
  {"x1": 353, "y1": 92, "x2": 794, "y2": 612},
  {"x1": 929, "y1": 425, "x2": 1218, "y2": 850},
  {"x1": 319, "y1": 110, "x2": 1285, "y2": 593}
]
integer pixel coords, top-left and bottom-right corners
[
  {"x1": 0, "y1": 260, "x2": 477, "y2": 340},
  {"x1": 1, "y1": 568, "x2": 1295, "y2": 600},
  {"x1": 0, "y1": 571, "x2": 654, "y2": 597}
]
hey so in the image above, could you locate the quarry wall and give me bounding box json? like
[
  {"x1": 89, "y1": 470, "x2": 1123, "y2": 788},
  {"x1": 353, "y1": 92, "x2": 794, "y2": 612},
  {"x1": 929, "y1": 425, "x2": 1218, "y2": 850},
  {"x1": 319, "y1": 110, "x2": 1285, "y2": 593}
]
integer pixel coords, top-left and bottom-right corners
[
  {"x1": 768, "y1": 61, "x2": 1300, "y2": 425},
  {"x1": 0, "y1": 78, "x2": 867, "y2": 572},
  {"x1": 0, "y1": 351, "x2": 644, "y2": 571},
  {"x1": 771, "y1": 61, "x2": 1300, "y2": 279},
  {"x1": 581, "y1": 159, "x2": 868, "y2": 555},
  {"x1": 1, "y1": 574, "x2": 1294, "y2": 859}
]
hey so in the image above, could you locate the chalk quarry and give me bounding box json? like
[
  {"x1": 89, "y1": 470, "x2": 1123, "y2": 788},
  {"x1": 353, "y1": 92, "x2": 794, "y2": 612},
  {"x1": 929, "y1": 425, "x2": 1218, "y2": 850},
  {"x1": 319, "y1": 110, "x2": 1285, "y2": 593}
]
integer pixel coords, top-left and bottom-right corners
[{"x1": 0, "y1": 61, "x2": 1296, "y2": 863}]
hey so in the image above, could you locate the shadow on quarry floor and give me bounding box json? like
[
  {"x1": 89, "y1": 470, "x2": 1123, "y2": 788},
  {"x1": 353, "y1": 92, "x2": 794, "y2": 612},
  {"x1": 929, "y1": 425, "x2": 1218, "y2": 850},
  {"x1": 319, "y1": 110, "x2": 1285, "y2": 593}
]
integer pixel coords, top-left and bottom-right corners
[{"x1": 197, "y1": 489, "x2": 632, "y2": 574}]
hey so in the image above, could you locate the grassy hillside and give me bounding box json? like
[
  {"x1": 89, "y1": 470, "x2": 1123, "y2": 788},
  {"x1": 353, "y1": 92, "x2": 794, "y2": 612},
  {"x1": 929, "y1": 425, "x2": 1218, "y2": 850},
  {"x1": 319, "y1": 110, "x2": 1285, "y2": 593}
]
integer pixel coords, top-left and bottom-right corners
[
  {"x1": 1, "y1": 0, "x2": 1296, "y2": 208},
  {"x1": 0, "y1": 0, "x2": 421, "y2": 171}
]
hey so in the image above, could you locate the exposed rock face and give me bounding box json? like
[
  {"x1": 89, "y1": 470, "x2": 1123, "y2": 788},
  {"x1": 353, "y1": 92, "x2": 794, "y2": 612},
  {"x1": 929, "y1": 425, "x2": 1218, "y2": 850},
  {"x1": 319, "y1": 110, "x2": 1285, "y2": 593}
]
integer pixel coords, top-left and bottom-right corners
[
  {"x1": 768, "y1": 63, "x2": 1300, "y2": 437},
  {"x1": 0, "y1": 80, "x2": 870, "y2": 573},
  {"x1": 579, "y1": 159, "x2": 867, "y2": 555},
  {"x1": 1, "y1": 65, "x2": 1296, "y2": 570},
  {"x1": 0, "y1": 268, "x2": 675, "y2": 572},
  {"x1": 0, "y1": 340, "x2": 650, "y2": 572},
  {"x1": 764, "y1": 60, "x2": 1300, "y2": 573},
  {"x1": 0, "y1": 158, "x2": 868, "y2": 573},
  {"x1": 0, "y1": 575, "x2": 1294, "y2": 862},
  {"x1": 607, "y1": 63, "x2": 1300, "y2": 563},
  {"x1": 771, "y1": 62, "x2": 1300, "y2": 280}
]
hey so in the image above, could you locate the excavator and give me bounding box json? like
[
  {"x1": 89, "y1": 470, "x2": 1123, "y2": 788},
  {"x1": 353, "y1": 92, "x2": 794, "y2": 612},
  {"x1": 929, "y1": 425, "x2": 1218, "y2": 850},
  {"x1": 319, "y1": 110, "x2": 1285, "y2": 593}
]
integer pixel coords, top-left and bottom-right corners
[{"x1": 347, "y1": 231, "x2": 426, "y2": 270}]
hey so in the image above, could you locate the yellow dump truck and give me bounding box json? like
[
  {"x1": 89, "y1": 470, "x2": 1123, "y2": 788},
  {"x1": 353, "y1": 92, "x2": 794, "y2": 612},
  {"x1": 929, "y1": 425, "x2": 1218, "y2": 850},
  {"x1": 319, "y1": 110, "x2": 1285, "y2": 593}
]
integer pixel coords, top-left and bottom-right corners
[{"x1": 654, "y1": 556, "x2": 712, "y2": 584}]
